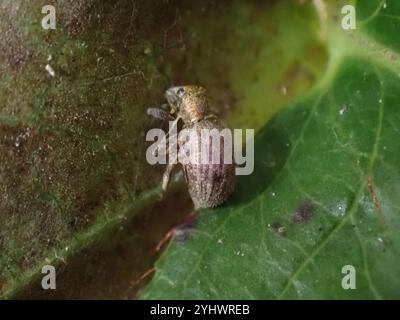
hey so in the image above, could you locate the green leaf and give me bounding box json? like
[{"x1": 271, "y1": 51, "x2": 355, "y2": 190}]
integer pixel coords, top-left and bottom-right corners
[
  {"x1": 0, "y1": 1, "x2": 325, "y2": 298},
  {"x1": 142, "y1": 1, "x2": 400, "y2": 299}
]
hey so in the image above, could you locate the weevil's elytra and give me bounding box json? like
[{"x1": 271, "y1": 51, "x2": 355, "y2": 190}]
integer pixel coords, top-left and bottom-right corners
[{"x1": 149, "y1": 85, "x2": 235, "y2": 209}]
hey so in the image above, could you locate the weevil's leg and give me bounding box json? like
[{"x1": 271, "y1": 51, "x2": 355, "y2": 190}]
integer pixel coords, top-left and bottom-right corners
[
  {"x1": 160, "y1": 103, "x2": 169, "y2": 110},
  {"x1": 204, "y1": 114, "x2": 218, "y2": 120},
  {"x1": 147, "y1": 107, "x2": 173, "y2": 122},
  {"x1": 147, "y1": 107, "x2": 180, "y2": 159},
  {"x1": 130, "y1": 267, "x2": 155, "y2": 289},
  {"x1": 153, "y1": 116, "x2": 181, "y2": 159},
  {"x1": 146, "y1": 104, "x2": 176, "y2": 121},
  {"x1": 155, "y1": 228, "x2": 174, "y2": 252},
  {"x1": 162, "y1": 163, "x2": 175, "y2": 191},
  {"x1": 155, "y1": 211, "x2": 198, "y2": 252},
  {"x1": 159, "y1": 103, "x2": 178, "y2": 118},
  {"x1": 162, "y1": 115, "x2": 180, "y2": 142}
]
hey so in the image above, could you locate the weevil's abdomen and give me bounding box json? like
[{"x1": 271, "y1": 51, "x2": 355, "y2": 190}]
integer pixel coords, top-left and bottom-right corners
[
  {"x1": 185, "y1": 161, "x2": 235, "y2": 209},
  {"x1": 181, "y1": 119, "x2": 235, "y2": 209}
]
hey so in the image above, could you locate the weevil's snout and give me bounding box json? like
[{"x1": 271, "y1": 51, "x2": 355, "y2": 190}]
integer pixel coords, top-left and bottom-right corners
[{"x1": 165, "y1": 86, "x2": 185, "y2": 108}]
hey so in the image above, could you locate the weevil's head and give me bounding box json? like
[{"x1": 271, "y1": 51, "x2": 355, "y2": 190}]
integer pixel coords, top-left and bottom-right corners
[{"x1": 165, "y1": 85, "x2": 208, "y2": 123}]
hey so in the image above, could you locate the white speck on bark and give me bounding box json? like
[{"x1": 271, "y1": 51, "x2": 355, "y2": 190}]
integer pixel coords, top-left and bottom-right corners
[{"x1": 45, "y1": 64, "x2": 55, "y2": 77}]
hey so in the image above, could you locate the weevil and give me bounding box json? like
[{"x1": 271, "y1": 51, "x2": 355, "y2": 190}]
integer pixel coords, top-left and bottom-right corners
[{"x1": 147, "y1": 85, "x2": 235, "y2": 209}]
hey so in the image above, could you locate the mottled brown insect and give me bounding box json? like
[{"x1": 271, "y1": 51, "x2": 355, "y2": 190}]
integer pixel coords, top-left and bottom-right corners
[{"x1": 148, "y1": 85, "x2": 235, "y2": 209}]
